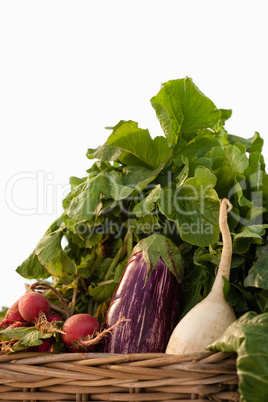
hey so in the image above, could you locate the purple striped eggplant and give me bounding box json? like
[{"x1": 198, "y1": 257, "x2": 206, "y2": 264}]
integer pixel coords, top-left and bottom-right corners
[{"x1": 102, "y1": 234, "x2": 183, "y2": 353}]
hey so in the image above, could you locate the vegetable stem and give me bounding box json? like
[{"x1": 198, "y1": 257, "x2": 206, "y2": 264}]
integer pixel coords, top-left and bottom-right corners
[
  {"x1": 104, "y1": 228, "x2": 131, "y2": 281},
  {"x1": 127, "y1": 228, "x2": 133, "y2": 260},
  {"x1": 211, "y1": 198, "x2": 233, "y2": 297},
  {"x1": 69, "y1": 276, "x2": 80, "y2": 316},
  {"x1": 90, "y1": 245, "x2": 104, "y2": 276},
  {"x1": 104, "y1": 245, "x2": 124, "y2": 280},
  {"x1": 87, "y1": 298, "x2": 94, "y2": 316}
]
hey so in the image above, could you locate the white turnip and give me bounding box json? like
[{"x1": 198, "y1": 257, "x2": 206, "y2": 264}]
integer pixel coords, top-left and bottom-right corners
[
  {"x1": 166, "y1": 198, "x2": 236, "y2": 355},
  {"x1": 18, "y1": 292, "x2": 50, "y2": 324}
]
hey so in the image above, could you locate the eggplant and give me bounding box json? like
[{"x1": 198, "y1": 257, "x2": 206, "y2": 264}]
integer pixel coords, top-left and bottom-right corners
[{"x1": 102, "y1": 234, "x2": 183, "y2": 353}]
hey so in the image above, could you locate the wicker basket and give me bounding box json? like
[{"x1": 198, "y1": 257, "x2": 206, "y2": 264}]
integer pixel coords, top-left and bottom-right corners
[{"x1": 0, "y1": 350, "x2": 240, "y2": 401}]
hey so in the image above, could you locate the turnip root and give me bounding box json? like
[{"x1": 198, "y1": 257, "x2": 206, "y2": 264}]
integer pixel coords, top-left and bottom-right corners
[
  {"x1": 18, "y1": 292, "x2": 50, "y2": 324},
  {"x1": 166, "y1": 198, "x2": 236, "y2": 355}
]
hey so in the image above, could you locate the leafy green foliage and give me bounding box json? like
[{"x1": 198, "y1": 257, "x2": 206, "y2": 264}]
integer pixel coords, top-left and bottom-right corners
[
  {"x1": 150, "y1": 77, "x2": 221, "y2": 145},
  {"x1": 106, "y1": 121, "x2": 172, "y2": 169},
  {"x1": 159, "y1": 167, "x2": 219, "y2": 246},
  {"x1": 244, "y1": 243, "x2": 268, "y2": 289},
  {"x1": 14, "y1": 76, "x2": 268, "y2": 347}
]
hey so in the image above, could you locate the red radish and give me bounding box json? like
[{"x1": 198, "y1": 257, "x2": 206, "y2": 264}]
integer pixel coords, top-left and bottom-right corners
[
  {"x1": 6, "y1": 321, "x2": 29, "y2": 329},
  {"x1": 38, "y1": 338, "x2": 54, "y2": 352},
  {"x1": 61, "y1": 313, "x2": 125, "y2": 352},
  {"x1": 47, "y1": 313, "x2": 63, "y2": 323},
  {"x1": 18, "y1": 292, "x2": 50, "y2": 324},
  {"x1": 61, "y1": 313, "x2": 100, "y2": 352},
  {"x1": 0, "y1": 299, "x2": 25, "y2": 329},
  {"x1": 0, "y1": 321, "x2": 31, "y2": 354}
]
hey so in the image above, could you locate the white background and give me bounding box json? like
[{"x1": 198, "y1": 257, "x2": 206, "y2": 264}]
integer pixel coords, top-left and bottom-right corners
[{"x1": 1, "y1": 0, "x2": 267, "y2": 309}]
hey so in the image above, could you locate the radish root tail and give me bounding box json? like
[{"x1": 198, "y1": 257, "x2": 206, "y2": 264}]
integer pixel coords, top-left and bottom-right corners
[{"x1": 79, "y1": 317, "x2": 129, "y2": 347}]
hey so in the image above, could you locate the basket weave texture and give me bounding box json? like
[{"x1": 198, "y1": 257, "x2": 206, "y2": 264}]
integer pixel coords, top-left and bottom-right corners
[{"x1": 0, "y1": 351, "x2": 240, "y2": 401}]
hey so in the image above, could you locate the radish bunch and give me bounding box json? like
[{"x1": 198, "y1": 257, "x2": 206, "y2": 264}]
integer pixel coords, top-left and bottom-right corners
[
  {"x1": 0, "y1": 285, "x2": 124, "y2": 354},
  {"x1": 0, "y1": 290, "x2": 63, "y2": 353},
  {"x1": 0, "y1": 292, "x2": 50, "y2": 330},
  {"x1": 0, "y1": 299, "x2": 25, "y2": 329}
]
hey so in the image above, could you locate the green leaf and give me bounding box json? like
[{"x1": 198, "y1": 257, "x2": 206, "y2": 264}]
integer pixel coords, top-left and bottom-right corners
[
  {"x1": 233, "y1": 238, "x2": 251, "y2": 254},
  {"x1": 233, "y1": 225, "x2": 268, "y2": 254},
  {"x1": 122, "y1": 164, "x2": 164, "y2": 191},
  {"x1": 234, "y1": 225, "x2": 266, "y2": 240},
  {"x1": 188, "y1": 157, "x2": 213, "y2": 177},
  {"x1": 180, "y1": 261, "x2": 208, "y2": 318},
  {"x1": 65, "y1": 174, "x2": 106, "y2": 222},
  {"x1": 159, "y1": 167, "x2": 220, "y2": 246},
  {"x1": 174, "y1": 155, "x2": 189, "y2": 186},
  {"x1": 107, "y1": 120, "x2": 172, "y2": 169},
  {"x1": 255, "y1": 290, "x2": 268, "y2": 313},
  {"x1": 0, "y1": 325, "x2": 57, "y2": 352},
  {"x1": 16, "y1": 251, "x2": 50, "y2": 280},
  {"x1": 219, "y1": 108, "x2": 232, "y2": 123},
  {"x1": 228, "y1": 131, "x2": 264, "y2": 154},
  {"x1": 208, "y1": 311, "x2": 268, "y2": 402},
  {"x1": 223, "y1": 144, "x2": 249, "y2": 174},
  {"x1": 65, "y1": 170, "x2": 134, "y2": 222},
  {"x1": 36, "y1": 230, "x2": 63, "y2": 265},
  {"x1": 88, "y1": 282, "x2": 117, "y2": 303},
  {"x1": 77, "y1": 251, "x2": 100, "y2": 279},
  {"x1": 150, "y1": 77, "x2": 221, "y2": 146},
  {"x1": 173, "y1": 134, "x2": 220, "y2": 166},
  {"x1": 222, "y1": 277, "x2": 251, "y2": 313},
  {"x1": 86, "y1": 143, "x2": 123, "y2": 162},
  {"x1": 130, "y1": 215, "x2": 162, "y2": 236},
  {"x1": 213, "y1": 166, "x2": 235, "y2": 198},
  {"x1": 133, "y1": 184, "x2": 161, "y2": 218},
  {"x1": 114, "y1": 257, "x2": 128, "y2": 284},
  {"x1": 69, "y1": 176, "x2": 86, "y2": 190},
  {"x1": 194, "y1": 246, "x2": 220, "y2": 269},
  {"x1": 132, "y1": 234, "x2": 183, "y2": 285},
  {"x1": 244, "y1": 244, "x2": 268, "y2": 290},
  {"x1": 36, "y1": 230, "x2": 76, "y2": 277},
  {"x1": 107, "y1": 171, "x2": 135, "y2": 201}
]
